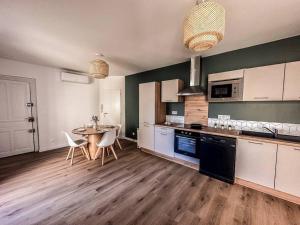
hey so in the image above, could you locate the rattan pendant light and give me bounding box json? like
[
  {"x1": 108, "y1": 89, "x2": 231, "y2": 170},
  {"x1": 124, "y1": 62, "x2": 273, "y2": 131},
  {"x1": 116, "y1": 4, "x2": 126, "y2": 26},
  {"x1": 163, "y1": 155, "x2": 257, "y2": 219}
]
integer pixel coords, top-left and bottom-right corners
[
  {"x1": 89, "y1": 54, "x2": 109, "y2": 79},
  {"x1": 184, "y1": 0, "x2": 225, "y2": 52}
]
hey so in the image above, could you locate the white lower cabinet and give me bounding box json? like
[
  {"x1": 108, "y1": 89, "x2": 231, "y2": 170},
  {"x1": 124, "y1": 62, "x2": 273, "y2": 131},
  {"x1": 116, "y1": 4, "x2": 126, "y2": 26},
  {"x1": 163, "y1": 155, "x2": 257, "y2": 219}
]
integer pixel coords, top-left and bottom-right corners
[
  {"x1": 236, "y1": 139, "x2": 277, "y2": 188},
  {"x1": 275, "y1": 145, "x2": 300, "y2": 197},
  {"x1": 139, "y1": 123, "x2": 155, "y2": 150},
  {"x1": 154, "y1": 126, "x2": 174, "y2": 157}
]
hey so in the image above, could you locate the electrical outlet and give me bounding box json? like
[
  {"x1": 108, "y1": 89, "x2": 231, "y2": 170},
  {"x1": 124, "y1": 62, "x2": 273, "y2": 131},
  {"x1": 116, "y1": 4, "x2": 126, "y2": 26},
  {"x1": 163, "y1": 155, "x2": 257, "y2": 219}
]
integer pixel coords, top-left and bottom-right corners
[
  {"x1": 171, "y1": 111, "x2": 178, "y2": 115},
  {"x1": 218, "y1": 115, "x2": 230, "y2": 120}
]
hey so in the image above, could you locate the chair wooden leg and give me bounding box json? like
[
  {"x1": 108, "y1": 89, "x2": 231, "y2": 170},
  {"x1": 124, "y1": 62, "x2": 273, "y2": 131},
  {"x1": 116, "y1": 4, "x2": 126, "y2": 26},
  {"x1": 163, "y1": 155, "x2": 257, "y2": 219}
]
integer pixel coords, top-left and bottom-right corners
[
  {"x1": 81, "y1": 148, "x2": 85, "y2": 156},
  {"x1": 95, "y1": 147, "x2": 101, "y2": 160},
  {"x1": 116, "y1": 138, "x2": 123, "y2": 150},
  {"x1": 106, "y1": 147, "x2": 110, "y2": 156},
  {"x1": 110, "y1": 145, "x2": 118, "y2": 160},
  {"x1": 101, "y1": 148, "x2": 105, "y2": 166},
  {"x1": 82, "y1": 146, "x2": 90, "y2": 160},
  {"x1": 70, "y1": 147, "x2": 75, "y2": 165},
  {"x1": 66, "y1": 147, "x2": 72, "y2": 160}
]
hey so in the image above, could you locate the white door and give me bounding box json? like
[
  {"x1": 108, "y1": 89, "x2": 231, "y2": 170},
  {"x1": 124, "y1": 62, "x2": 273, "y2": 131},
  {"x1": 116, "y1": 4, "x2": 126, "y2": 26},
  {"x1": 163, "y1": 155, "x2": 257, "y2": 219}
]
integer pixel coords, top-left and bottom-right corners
[
  {"x1": 100, "y1": 89, "x2": 121, "y2": 125},
  {"x1": 139, "y1": 82, "x2": 156, "y2": 124},
  {"x1": 275, "y1": 145, "x2": 300, "y2": 197},
  {"x1": 236, "y1": 139, "x2": 277, "y2": 188},
  {"x1": 0, "y1": 79, "x2": 35, "y2": 157}
]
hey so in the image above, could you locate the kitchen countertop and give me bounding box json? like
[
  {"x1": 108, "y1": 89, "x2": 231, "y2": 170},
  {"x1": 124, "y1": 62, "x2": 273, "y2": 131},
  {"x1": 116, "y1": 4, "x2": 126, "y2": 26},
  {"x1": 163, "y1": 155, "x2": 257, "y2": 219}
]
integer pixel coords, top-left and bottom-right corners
[{"x1": 156, "y1": 123, "x2": 300, "y2": 148}]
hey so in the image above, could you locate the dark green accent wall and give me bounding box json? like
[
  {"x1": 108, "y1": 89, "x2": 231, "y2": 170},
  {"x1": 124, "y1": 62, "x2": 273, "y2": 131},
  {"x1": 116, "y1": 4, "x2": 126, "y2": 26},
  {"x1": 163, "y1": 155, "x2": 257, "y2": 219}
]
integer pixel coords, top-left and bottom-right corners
[
  {"x1": 204, "y1": 35, "x2": 300, "y2": 122},
  {"x1": 125, "y1": 62, "x2": 190, "y2": 139},
  {"x1": 125, "y1": 35, "x2": 300, "y2": 139}
]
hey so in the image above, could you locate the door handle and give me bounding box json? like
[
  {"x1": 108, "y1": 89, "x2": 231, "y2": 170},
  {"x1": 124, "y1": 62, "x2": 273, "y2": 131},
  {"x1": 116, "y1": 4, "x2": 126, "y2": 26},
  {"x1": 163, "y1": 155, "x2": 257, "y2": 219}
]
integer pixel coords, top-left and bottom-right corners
[
  {"x1": 28, "y1": 129, "x2": 35, "y2": 133},
  {"x1": 26, "y1": 102, "x2": 34, "y2": 107},
  {"x1": 26, "y1": 117, "x2": 34, "y2": 122},
  {"x1": 254, "y1": 97, "x2": 268, "y2": 99},
  {"x1": 248, "y1": 141, "x2": 263, "y2": 145}
]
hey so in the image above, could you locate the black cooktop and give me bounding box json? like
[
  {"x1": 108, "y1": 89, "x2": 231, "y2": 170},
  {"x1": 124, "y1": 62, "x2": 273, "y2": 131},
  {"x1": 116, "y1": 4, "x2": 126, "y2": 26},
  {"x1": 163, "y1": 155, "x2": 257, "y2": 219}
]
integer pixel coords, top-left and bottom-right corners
[{"x1": 176, "y1": 123, "x2": 203, "y2": 130}]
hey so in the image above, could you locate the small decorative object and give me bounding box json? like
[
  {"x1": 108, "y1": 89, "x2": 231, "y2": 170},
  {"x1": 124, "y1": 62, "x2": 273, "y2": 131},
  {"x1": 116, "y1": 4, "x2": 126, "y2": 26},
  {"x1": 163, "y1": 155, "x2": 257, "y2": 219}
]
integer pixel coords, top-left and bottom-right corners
[
  {"x1": 89, "y1": 53, "x2": 109, "y2": 79},
  {"x1": 221, "y1": 124, "x2": 224, "y2": 129},
  {"x1": 214, "y1": 123, "x2": 218, "y2": 128},
  {"x1": 91, "y1": 115, "x2": 99, "y2": 129},
  {"x1": 228, "y1": 125, "x2": 232, "y2": 130},
  {"x1": 183, "y1": 0, "x2": 225, "y2": 52}
]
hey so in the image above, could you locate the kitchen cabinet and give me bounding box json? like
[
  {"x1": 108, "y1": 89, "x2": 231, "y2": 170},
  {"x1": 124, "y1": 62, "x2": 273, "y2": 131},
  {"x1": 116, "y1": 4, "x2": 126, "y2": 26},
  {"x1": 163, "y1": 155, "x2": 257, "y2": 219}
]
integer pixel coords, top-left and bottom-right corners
[
  {"x1": 154, "y1": 126, "x2": 174, "y2": 157},
  {"x1": 275, "y1": 144, "x2": 300, "y2": 197},
  {"x1": 243, "y1": 64, "x2": 285, "y2": 101},
  {"x1": 139, "y1": 123, "x2": 155, "y2": 150},
  {"x1": 236, "y1": 139, "x2": 277, "y2": 188},
  {"x1": 283, "y1": 61, "x2": 300, "y2": 101},
  {"x1": 139, "y1": 82, "x2": 165, "y2": 150},
  {"x1": 161, "y1": 79, "x2": 184, "y2": 102}
]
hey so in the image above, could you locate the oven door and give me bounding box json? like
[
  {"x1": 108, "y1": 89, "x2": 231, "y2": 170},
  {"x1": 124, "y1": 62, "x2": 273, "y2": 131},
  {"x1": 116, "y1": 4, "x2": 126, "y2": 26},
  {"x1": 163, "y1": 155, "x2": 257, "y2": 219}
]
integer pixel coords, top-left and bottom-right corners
[
  {"x1": 174, "y1": 132, "x2": 200, "y2": 158},
  {"x1": 208, "y1": 79, "x2": 243, "y2": 102}
]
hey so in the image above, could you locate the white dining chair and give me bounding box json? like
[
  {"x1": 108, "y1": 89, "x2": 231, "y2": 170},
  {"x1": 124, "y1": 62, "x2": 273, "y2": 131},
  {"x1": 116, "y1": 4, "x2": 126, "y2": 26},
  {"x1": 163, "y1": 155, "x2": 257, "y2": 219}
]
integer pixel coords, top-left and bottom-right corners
[
  {"x1": 95, "y1": 129, "x2": 118, "y2": 166},
  {"x1": 64, "y1": 132, "x2": 90, "y2": 165},
  {"x1": 115, "y1": 124, "x2": 123, "y2": 150}
]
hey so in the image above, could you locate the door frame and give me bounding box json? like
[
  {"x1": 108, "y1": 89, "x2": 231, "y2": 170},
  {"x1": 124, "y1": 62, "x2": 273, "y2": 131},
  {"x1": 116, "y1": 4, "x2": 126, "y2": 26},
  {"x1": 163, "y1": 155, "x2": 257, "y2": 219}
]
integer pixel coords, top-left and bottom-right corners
[{"x1": 0, "y1": 74, "x2": 39, "y2": 152}]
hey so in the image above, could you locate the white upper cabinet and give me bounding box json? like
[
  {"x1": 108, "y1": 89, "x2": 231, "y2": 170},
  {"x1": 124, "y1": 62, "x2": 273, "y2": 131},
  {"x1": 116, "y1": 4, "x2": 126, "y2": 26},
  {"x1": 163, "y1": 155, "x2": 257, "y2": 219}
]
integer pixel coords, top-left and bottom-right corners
[
  {"x1": 236, "y1": 139, "x2": 277, "y2": 188},
  {"x1": 283, "y1": 61, "x2": 300, "y2": 101},
  {"x1": 161, "y1": 79, "x2": 183, "y2": 102},
  {"x1": 243, "y1": 64, "x2": 285, "y2": 101},
  {"x1": 275, "y1": 144, "x2": 300, "y2": 197}
]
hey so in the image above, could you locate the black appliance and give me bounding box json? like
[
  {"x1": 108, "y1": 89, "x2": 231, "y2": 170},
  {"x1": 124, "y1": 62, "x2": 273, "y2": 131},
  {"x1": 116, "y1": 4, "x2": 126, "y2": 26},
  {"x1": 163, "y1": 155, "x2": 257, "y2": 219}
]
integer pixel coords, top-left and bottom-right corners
[
  {"x1": 174, "y1": 129, "x2": 201, "y2": 158},
  {"x1": 199, "y1": 134, "x2": 236, "y2": 184}
]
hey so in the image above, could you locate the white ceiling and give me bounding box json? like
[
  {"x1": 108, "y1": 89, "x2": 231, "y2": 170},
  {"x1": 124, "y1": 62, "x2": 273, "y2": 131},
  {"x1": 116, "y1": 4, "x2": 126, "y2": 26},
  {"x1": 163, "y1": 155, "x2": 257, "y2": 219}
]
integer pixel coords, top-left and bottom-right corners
[{"x1": 0, "y1": 0, "x2": 300, "y2": 76}]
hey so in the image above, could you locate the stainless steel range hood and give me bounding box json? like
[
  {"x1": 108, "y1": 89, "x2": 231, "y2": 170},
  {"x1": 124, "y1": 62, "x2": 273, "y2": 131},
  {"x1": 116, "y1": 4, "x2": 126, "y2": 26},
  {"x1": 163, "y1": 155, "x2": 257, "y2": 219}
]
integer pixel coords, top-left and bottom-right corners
[{"x1": 177, "y1": 56, "x2": 206, "y2": 96}]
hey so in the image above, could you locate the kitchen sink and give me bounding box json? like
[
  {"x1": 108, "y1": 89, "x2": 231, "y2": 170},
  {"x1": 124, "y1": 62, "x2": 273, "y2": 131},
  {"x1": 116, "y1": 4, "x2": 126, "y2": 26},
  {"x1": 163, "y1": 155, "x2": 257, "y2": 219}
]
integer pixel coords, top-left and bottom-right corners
[{"x1": 241, "y1": 130, "x2": 300, "y2": 143}]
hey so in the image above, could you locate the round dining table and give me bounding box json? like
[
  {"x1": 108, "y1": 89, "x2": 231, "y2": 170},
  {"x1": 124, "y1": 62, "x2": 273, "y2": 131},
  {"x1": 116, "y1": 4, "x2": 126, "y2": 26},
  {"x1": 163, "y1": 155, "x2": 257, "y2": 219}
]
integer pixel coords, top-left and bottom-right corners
[{"x1": 72, "y1": 125, "x2": 115, "y2": 160}]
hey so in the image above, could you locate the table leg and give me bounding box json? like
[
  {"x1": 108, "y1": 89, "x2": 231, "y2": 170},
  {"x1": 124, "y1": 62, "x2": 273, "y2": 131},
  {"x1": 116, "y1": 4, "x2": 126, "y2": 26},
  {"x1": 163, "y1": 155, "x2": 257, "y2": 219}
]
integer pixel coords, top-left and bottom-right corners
[{"x1": 88, "y1": 134, "x2": 102, "y2": 160}]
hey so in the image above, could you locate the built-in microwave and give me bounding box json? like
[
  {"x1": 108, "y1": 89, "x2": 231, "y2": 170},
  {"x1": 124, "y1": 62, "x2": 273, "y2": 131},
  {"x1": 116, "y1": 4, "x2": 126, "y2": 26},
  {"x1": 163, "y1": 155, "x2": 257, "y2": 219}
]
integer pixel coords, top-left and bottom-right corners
[{"x1": 208, "y1": 70, "x2": 244, "y2": 102}]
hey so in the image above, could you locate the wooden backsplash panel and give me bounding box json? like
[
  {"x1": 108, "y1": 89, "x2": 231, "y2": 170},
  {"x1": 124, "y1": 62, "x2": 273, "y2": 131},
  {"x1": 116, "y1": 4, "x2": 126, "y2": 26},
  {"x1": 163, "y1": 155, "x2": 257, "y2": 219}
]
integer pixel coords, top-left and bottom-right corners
[{"x1": 184, "y1": 96, "x2": 209, "y2": 125}]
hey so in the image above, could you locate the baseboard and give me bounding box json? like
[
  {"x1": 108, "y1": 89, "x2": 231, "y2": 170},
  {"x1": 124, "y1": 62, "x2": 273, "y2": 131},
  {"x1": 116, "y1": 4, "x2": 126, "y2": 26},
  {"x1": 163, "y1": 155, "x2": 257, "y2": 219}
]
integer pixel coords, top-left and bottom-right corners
[
  {"x1": 141, "y1": 148, "x2": 198, "y2": 170},
  {"x1": 235, "y1": 178, "x2": 300, "y2": 205},
  {"x1": 122, "y1": 136, "x2": 137, "y2": 143},
  {"x1": 39, "y1": 144, "x2": 68, "y2": 152}
]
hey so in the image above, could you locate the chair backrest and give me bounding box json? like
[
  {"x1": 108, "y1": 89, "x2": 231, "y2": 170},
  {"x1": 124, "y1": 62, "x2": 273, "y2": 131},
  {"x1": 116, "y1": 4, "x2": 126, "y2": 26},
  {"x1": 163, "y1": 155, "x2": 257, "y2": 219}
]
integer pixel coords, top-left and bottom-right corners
[
  {"x1": 116, "y1": 124, "x2": 122, "y2": 137},
  {"x1": 63, "y1": 132, "x2": 77, "y2": 147},
  {"x1": 97, "y1": 128, "x2": 117, "y2": 147}
]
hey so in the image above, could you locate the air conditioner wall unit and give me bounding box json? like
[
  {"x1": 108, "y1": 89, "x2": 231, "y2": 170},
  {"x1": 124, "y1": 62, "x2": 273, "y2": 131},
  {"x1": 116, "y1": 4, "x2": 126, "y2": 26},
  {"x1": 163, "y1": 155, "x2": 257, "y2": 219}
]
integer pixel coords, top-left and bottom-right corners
[{"x1": 60, "y1": 71, "x2": 92, "y2": 84}]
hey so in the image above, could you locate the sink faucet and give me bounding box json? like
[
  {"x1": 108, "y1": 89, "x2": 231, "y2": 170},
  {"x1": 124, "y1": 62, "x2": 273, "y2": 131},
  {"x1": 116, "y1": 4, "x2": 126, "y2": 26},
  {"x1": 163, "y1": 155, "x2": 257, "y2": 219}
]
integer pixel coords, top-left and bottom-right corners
[{"x1": 263, "y1": 127, "x2": 278, "y2": 138}]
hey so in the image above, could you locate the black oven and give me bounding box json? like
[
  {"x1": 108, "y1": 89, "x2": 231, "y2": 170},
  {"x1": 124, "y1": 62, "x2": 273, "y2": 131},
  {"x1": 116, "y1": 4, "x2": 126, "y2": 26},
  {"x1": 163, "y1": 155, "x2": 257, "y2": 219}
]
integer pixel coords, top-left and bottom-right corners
[{"x1": 174, "y1": 129, "x2": 201, "y2": 158}]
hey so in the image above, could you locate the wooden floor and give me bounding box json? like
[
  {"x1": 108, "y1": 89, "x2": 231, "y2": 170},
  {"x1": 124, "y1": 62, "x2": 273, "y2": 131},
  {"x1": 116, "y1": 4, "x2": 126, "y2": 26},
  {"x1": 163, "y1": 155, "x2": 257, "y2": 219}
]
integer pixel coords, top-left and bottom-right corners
[{"x1": 0, "y1": 141, "x2": 299, "y2": 225}]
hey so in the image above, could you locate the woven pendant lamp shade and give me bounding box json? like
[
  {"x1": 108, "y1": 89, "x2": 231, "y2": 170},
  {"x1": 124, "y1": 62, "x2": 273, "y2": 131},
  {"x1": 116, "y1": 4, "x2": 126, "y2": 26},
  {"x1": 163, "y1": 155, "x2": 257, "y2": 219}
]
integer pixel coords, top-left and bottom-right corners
[
  {"x1": 89, "y1": 59, "x2": 109, "y2": 79},
  {"x1": 184, "y1": 1, "x2": 225, "y2": 52}
]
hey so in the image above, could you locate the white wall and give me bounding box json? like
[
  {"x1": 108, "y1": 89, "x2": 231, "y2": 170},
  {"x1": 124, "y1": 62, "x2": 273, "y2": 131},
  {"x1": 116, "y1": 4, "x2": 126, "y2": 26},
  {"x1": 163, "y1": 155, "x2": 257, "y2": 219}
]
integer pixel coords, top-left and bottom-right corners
[
  {"x1": 0, "y1": 57, "x2": 99, "y2": 151},
  {"x1": 98, "y1": 76, "x2": 125, "y2": 136}
]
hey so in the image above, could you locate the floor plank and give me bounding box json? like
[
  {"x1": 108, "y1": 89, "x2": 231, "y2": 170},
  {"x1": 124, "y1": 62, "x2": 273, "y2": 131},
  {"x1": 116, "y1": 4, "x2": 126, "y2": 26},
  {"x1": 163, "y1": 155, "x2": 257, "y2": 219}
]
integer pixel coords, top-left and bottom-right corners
[{"x1": 0, "y1": 140, "x2": 299, "y2": 225}]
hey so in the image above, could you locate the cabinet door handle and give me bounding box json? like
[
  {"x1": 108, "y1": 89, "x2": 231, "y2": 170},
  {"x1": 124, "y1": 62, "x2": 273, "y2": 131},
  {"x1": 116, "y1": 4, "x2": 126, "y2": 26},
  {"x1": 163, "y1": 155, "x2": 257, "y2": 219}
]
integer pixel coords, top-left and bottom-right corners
[
  {"x1": 248, "y1": 141, "x2": 263, "y2": 145},
  {"x1": 294, "y1": 148, "x2": 300, "y2": 151},
  {"x1": 254, "y1": 97, "x2": 268, "y2": 99},
  {"x1": 160, "y1": 132, "x2": 167, "y2": 135}
]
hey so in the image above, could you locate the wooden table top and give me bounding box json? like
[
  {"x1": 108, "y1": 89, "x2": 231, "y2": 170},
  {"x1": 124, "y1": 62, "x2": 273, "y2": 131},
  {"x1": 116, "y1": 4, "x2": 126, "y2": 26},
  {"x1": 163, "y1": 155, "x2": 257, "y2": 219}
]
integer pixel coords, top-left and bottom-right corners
[{"x1": 72, "y1": 125, "x2": 115, "y2": 135}]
